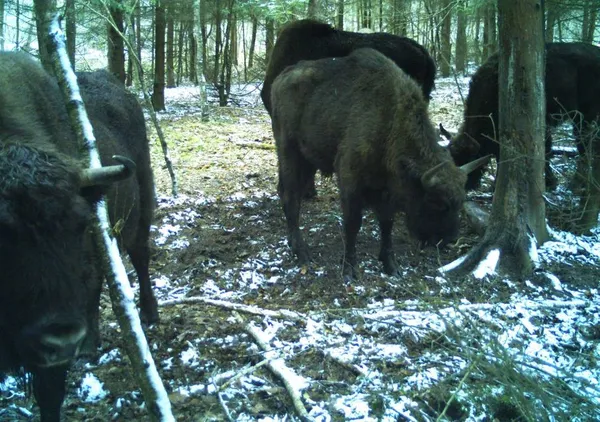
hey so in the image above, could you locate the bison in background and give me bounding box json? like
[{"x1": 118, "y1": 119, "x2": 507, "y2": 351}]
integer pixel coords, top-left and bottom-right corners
[
  {"x1": 261, "y1": 19, "x2": 436, "y2": 199},
  {"x1": 0, "y1": 52, "x2": 156, "y2": 422},
  {"x1": 271, "y1": 48, "x2": 486, "y2": 280},
  {"x1": 446, "y1": 42, "x2": 600, "y2": 232},
  {"x1": 261, "y1": 20, "x2": 436, "y2": 113}
]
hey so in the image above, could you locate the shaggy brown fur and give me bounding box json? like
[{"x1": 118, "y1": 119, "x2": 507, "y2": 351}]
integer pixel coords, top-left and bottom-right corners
[{"x1": 271, "y1": 48, "x2": 466, "y2": 280}]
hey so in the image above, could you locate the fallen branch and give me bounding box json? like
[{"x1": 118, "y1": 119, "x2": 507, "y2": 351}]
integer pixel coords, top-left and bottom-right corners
[
  {"x1": 228, "y1": 138, "x2": 275, "y2": 150},
  {"x1": 234, "y1": 312, "x2": 312, "y2": 421},
  {"x1": 47, "y1": 17, "x2": 174, "y2": 422},
  {"x1": 160, "y1": 296, "x2": 307, "y2": 322},
  {"x1": 321, "y1": 350, "x2": 367, "y2": 377}
]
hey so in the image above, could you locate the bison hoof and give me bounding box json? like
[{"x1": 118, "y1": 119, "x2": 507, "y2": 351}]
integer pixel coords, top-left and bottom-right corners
[
  {"x1": 380, "y1": 255, "x2": 399, "y2": 276},
  {"x1": 342, "y1": 261, "x2": 358, "y2": 281},
  {"x1": 302, "y1": 184, "x2": 317, "y2": 200},
  {"x1": 140, "y1": 304, "x2": 160, "y2": 325}
]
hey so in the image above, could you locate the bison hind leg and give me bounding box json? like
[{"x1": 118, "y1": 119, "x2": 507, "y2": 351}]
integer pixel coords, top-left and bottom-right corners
[
  {"x1": 278, "y1": 152, "x2": 313, "y2": 265},
  {"x1": 374, "y1": 204, "x2": 399, "y2": 276}
]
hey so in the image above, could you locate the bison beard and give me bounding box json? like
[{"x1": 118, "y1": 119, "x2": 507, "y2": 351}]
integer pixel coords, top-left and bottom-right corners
[
  {"x1": 0, "y1": 52, "x2": 156, "y2": 422},
  {"x1": 261, "y1": 19, "x2": 436, "y2": 199},
  {"x1": 271, "y1": 48, "x2": 467, "y2": 281}
]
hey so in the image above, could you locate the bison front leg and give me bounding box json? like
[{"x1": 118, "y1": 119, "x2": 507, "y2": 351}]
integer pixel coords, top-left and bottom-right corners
[
  {"x1": 340, "y1": 192, "x2": 364, "y2": 281},
  {"x1": 32, "y1": 365, "x2": 68, "y2": 422}
]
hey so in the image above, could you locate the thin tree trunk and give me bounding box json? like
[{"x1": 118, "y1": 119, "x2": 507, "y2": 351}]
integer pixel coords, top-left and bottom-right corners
[
  {"x1": 248, "y1": 14, "x2": 257, "y2": 68},
  {"x1": 33, "y1": 0, "x2": 57, "y2": 73},
  {"x1": 0, "y1": 0, "x2": 4, "y2": 51},
  {"x1": 265, "y1": 17, "x2": 274, "y2": 62},
  {"x1": 176, "y1": 21, "x2": 185, "y2": 85},
  {"x1": 455, "y1": 0, "x2": 467, "y2": 75},
  {"x1": 65, "y1": 0, "x2": 75, "y2": 67},
  {"x1": 545, "y1": 2, "x2": 556, "y2": 42},
  {"x1": 151, "y1": 0, "x2": 166, "y2": 111},
  {"x1": 107, "y1": 0, "x2": 125, "y2": 83},
  {"x1": 439, "y1": 0, "x2": 452, "y2": 77},
  {"x1": 307, "y1": 0, "x2": 318, "y2": 19},
  {"x1": 336, "y1": 0, "x2": 344, "y2": 29},
  {"x1": 15, "y1": 0, "x2": 20, "y2": 49},
  {"x1": 166, "y1": 5, "x2": 175, "y2": 88}
]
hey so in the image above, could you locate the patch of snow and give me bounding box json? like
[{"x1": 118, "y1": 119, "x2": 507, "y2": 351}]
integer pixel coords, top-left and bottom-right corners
[{"x1": 78, "y1": 373, "x2": 108, "y2": 403}]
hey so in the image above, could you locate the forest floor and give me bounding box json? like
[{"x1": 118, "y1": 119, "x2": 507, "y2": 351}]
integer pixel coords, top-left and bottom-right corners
[{"x1": 2, "y1": 78, "x2": 600, "y2": 421}]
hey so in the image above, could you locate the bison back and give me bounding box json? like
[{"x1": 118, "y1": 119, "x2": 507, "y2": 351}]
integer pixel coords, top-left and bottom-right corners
[
  {"x1": 77, "y1": 71, "x2": 155, "y2": 248},
  {"x1": 262, "y1": 20, "x2": 435, "y2": 114}
]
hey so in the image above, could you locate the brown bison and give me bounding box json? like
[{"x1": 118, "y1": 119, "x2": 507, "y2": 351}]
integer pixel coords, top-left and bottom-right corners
[
  {"x1": 446, "y1": 42, "x2": 600, "y2": 232},
  {"x1": 271, "y1": 48, "x2": 486, "y2": 280},
  {"x1": 262, "y1": 19, "x2": 436, "y2": 199},
  {"x1": 0, "y1": 52, "x2": 157, "y2": 422}
]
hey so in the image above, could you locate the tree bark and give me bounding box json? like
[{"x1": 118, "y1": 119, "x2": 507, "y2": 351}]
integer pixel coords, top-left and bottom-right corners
[
  {"x1": 265, "y1": 17, "x2": 274, "y2": 62},
  {"x1": 0, "y1": 0, "x2": 4, "y2": 50},
  {"x1": 151, "y1": 0, "x2": 166, "y2": 111},
  {"x1": 166, "y1": 4, "x2": 175, "y2": 88},
  {"x1": 33, "y1": 0, "x2": 57, "y2": 73},
  {"x1": 248, "y1": 14, "x2": 257, "y2": 68},
  {"x1": 336, "y1": 0, "x2": 344, "y2": 29},
  {"x1": 445, "y1": 0, "x2": 548, "y2": 277},
  {"x1": 107, "y1": 0, "x2": 125, "y2": 83},
  {"x1": 545, "y1": 2, "x2": 556, "y2": 42},
  {"x1": 64, "y1": 0, "x2": 75, "y2": 67},
  {"x1": 439, "y1": 0, "x2": 452, "y2": 77},
  {"x1": 455, "y1": 0, "x2": 468, "y2": 75}
]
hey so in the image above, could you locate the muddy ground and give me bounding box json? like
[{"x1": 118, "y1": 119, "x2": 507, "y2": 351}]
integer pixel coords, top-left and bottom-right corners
[{"x1": 1, "y1": 79, "x2": 600, "y2": 421}]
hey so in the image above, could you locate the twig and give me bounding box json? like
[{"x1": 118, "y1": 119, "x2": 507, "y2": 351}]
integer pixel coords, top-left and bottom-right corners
[
  {"x1": 160, "y1": 296, "x2": 307, "y2": 322},
  {"x1": 321, "y1": 350, "x2": 367, "y2": 377},
  {"x1": 227, "y1": 138, "x2": 275, "y2": 150},
  {"x1": 234, "y1": 313, "x2": 312, "y2": 421},
  {"x1": 217, "y1": 392, "x2": 234, "y2": 422},
  {"x1": 217, "y1": 358, "x2": 272, "y2": 391}
]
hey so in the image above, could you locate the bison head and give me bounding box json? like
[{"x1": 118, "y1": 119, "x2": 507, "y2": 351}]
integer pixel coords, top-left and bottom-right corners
[
  {"x1": 0, "y1": 143, "x2": 133, "y2": 373},
  {"x1": 441, "y1": 124, "x2": 486, "y2": 191}
]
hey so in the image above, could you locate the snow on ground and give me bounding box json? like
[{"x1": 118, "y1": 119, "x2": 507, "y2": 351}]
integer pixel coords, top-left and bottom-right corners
[{"x1": 2, "y1": 76, "x2": 599, "y2": 420}]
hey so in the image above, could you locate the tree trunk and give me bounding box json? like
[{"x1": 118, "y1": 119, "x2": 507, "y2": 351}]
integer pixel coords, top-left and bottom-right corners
[
  {"x1": 213, "y1": 0, "x2": 222, "y2": 83},
  {"x1": 107, "y1": 0, "x2": 125, "y2": 83},
  {"x1": 0, "y1": 0, "x2": 4, "y2": 51},
  {"x1": 199, "y1": 0, "x2": 207, "y2": 81},
  {"x1": 248, "y1": 14, "x2": 257, "y2": 68},
  {"x1": 439, "y1": 0, "x2": 452, "y2": 77},
  {"x1": 230, "y1": 11, "x2": 238, "y2": 66},
  {"x1": 473, "y1": 6, "x2": 481, "y2": 65},
  {"x1": 151, "y1": 0, "x2": 166, "y2": 111},
  {"x1": 189, "y1": 15, "x2": 197, "y2": 84},
  {"x1": 545, "y1": 2, "x2": 556, "y2": 42},
  {"x1": 307, "y1": 0, "x2": 319, "y2": 19},
  {"x1": 166, "y1": 5, "x2": 175, "y2": 88},
  {"x1": 583, "y1": 1, "x2": 598, "y2": 43},
  {"x1": 445, "y1": 0, "x2": 548, "y2": 277},
  {"x1": 16, "y1": 0, "x2": 20, "y2": 49},
  {"x1": 265, "y1": 17, "x2": 274, "y2": 62},
  {"x1": 177, "y1": 22, "x2": 185, "y2": 85},
  {"x1": 65, "y1": 0, "x2": 75, "y2": 67},
  {"x1": 33, "y1": 0, "x2": 57, "y2": 73},
  {"x1": 336, "y1": 0, "x2": 344, "y2": 29},
  {"x1": 455, "y1": 0, "x2": 467, "y2": 75}
]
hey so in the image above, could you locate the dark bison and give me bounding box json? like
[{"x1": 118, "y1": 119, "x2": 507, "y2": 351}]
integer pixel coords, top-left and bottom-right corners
[
  {"x1": 262, "y1": 19, "x2": 436, "y2": 199},
  {"x1": 261, "y1": 19, "x2": 436, "y2": 113},
  {"x1": 0, "y1": 52, "x2": 157, "y2": 422},
  {"x1": 446, "y1": 42, "x2": 600, "y2": 195},
  {"x1": 271, "y1": 48, "x2": 486, "y2": 280}
]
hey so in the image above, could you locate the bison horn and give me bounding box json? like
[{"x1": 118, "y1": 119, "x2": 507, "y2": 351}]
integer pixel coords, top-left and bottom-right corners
[
  {"x1": 459, "y1": 154, "x2": 493, "y2": 175},
  {"x1": 421, "y1": 160, "x2": 450, "y2": 189},
  {"x1": 80, "y1": 155, "x2": 137, "y2": 187}
]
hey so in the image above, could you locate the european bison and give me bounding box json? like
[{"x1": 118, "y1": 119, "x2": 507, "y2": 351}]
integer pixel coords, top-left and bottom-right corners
[
  {"x1": 0, "y1": 52, "x2": 157, "y2": 422},
  {"x1": 262, "y1": 19, "x2": 437, "y2": 199},
  {"x1": 261, "y1": 19, "x2": 436, "y2": 114},
  {"x1": 447, "y1": 42, "x2": 600, "y2": 194},
  {"x1": 271, "y1": 48, "x2": 486, "y2": 280}
]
